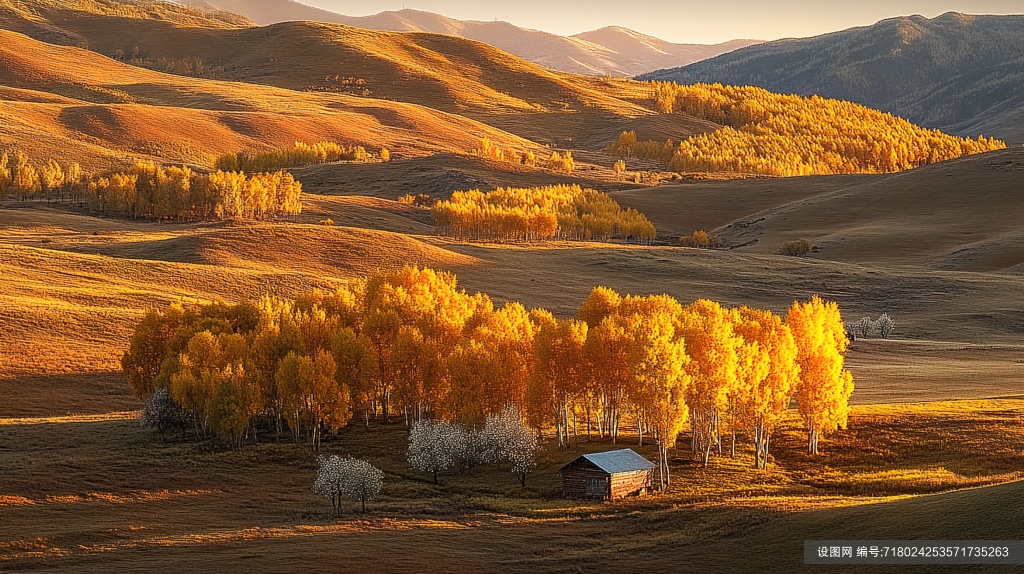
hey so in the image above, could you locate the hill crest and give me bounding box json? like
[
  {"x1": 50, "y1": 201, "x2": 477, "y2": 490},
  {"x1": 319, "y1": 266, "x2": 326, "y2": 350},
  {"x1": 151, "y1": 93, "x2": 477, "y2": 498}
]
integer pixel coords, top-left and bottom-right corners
[{"x1": 176, "y1": 1, "x2": 760, "y2": 77}]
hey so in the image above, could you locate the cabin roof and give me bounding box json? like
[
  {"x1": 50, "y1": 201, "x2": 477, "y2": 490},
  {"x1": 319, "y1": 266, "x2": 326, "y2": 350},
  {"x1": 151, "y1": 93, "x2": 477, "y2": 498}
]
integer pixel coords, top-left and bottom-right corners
[{"x1": 561, "y1": 448, "x2": 655, "y2": 474}]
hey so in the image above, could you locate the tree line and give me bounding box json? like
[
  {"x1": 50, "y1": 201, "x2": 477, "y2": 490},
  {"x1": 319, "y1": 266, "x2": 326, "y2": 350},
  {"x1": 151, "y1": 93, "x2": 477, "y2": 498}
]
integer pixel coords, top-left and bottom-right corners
[
  {"x1": 430, "y1": 184, "x2": 657, "y2": 243},
  {"x1": 0, "y1": 150, "x2": 302, "y2": 221},
  {"x1": 124, "y1": 266, "x2": 855, "y2": 487},
  {"x1": 643, "y1": 82, "x2": 1005, "y2": 176},
  {"x1": 214, "y1": 141, "x2": 387, "y2": 173}
]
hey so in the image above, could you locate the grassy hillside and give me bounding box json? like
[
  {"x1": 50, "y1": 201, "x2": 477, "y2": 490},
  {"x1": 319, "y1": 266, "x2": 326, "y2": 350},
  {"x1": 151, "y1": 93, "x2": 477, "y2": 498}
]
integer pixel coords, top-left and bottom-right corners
[
  {"x1": 641, "y1": 13, "x2": 1024, "y2": 144},
  {"x1": 0, "y1": 29, "x2": 544, "y2": 168},
  {"x1": 610, "y1": 145, "x2": 1024, "y2": 274},
  {"x1": 0, "y1": 0, "x2": 721, "y2": 147}
]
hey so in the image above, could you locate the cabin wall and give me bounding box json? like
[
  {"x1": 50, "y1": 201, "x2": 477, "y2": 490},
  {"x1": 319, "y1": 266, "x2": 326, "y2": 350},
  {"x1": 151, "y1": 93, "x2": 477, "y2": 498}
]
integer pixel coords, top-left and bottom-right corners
[
  {"x1": 609, "y1": 468, "x2": 655, "y2": 499},
  {"x1": 561, "y1": 462, "x2": 611, "y2": 499}
]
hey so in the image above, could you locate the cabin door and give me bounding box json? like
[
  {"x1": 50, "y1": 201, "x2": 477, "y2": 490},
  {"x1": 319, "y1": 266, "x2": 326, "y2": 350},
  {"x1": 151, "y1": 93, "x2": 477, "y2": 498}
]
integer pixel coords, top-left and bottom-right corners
[{"x1": 586, "y1": 476, "x2": 606, "y2": 498}]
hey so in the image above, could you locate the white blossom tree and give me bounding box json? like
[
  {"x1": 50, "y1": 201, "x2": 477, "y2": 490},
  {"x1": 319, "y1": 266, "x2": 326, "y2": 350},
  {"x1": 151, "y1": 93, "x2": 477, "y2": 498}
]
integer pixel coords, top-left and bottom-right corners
[
  {"x1": 313, "y1": 455, "x2": 384, "y2": 515},
  {"x1": 481, "y1": 405, "x2": 539, "y2": 487},
  {"x1": 140, "y1": 387, "x2": 188, "y2": 438},
  {"x1": 313, "y1": 455, "x2": 347, "y2": 516},
  {"x1": 343, "y1": 458, "x2": 384, "y2": 512},
  {"x1": 407, "y1": 419, "x2": 461, "y2": 484},
  {"x1": 856, "y1": 316, "x2": 874, "y2": 339},
  {"x1": 875, "y1": 313, "x2": 895, "y2": 339}
]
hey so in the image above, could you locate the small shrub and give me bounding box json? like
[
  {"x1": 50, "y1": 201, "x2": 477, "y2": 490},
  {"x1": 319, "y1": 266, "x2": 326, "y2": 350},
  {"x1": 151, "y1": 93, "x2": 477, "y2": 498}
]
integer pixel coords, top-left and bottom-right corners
[
  {"x1": 680, "y1": 230, "x2": 721, "y2": 249},
  {"x1": 779, "y1": 238, "x2": 813, "y2": 256}
]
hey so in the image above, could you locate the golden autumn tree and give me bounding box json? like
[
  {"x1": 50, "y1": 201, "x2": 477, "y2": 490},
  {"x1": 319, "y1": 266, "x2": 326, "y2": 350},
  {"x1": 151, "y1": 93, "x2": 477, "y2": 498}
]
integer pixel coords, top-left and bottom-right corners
[
  {"x1": 679, "y1": 299, "x2": 743, "y2": 466},
  {"x1": 731, "y1": 306, "x2": 800, "y2": 468},
  {"x1": 786, "y1": 295, "x2": 855, "y2": 455},
  {"x1": 331, "y1": 326, "x2": 378, "y2": 430},
  {"x1": 622, "y1": 306, "x2": 689, "y2": 488},
  {"x1": 577, "y1": 286, "x2": 622, "y2": 329},
  {"x1": 529, "y1": 312, "x2": 588, "y2": 448}
]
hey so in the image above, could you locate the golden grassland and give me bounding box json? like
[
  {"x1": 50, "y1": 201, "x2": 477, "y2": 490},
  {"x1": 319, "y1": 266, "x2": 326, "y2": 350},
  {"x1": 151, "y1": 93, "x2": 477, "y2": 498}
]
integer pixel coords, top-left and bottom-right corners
[
  {"x1": 1, "y1": 399, "x2": 1023, "y2": 571},
  {"x1": 0, "y1": 28, "x2": 543, "y2": 169},
  {"x1": 610, "y1": 146, "x2": 1024, "y2": 273}
]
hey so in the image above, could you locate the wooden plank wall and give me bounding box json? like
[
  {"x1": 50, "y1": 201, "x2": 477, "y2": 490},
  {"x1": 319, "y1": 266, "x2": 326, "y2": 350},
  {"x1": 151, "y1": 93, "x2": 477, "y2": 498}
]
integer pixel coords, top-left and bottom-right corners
[
  {"x1": 609, "y1": 468, "x2": 655, "y2": 498},
  {"x1": 562, "y1": 460, "x2": 610, "y2": 499}
]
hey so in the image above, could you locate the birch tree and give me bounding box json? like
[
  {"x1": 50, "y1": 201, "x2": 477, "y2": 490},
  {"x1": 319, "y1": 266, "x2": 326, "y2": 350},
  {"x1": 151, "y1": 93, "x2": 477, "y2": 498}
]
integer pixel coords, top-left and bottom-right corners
[
  {"x1": 680, "y1": 299, "x2": 742, "y2": 466},
  {"x1": 732, "y1": 307, "x2": 800, "y2": 468},
  {"x1": 787, "y1": 296, "x2": 855, "y2": 455}
]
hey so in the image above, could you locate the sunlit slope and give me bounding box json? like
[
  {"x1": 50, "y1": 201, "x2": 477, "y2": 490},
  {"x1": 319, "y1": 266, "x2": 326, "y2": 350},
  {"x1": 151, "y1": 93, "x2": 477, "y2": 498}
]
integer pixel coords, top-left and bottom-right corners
[
  {"x1": 0, "y1": 29, "x2": 539, "y2": 167},
  {"x1": 0, "y1": 0, "x2": 717, "y2": 146},
  {"x1": 710, "y1": 147, "x2": 1024, "y2": 272},
  {"x1": 0, "y1": 210, "x2": 479, "y2": 380}
]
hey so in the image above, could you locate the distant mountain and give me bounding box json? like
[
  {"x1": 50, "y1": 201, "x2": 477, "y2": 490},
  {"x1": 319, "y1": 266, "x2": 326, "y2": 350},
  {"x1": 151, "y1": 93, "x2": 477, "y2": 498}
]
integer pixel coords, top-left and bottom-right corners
[
  {"x1": 177, "y1": 0, "x2": 759, "y2": 77},
  {"x1": 640, "y1": 12, "x2": 1024, "y2": 144}
]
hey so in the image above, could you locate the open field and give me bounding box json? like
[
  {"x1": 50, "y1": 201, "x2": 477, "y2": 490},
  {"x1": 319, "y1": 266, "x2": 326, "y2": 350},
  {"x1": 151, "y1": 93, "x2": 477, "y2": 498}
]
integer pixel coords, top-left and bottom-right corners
[{"x1": 2, "y1": 399, "x2": 1024, "y2": 572}]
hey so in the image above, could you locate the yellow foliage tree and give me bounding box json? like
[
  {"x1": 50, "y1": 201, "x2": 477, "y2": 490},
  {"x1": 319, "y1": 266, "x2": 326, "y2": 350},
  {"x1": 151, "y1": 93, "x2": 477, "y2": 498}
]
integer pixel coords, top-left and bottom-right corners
[
  {"x1": 786, "y1": 295, "x2": 855, "y2": 455},
  {"x1": 731, "y1": 306, "x2": 800, "y2": 468},
  {"x1": 680, "y1": 299, "x2": 742, "y2": 466}
]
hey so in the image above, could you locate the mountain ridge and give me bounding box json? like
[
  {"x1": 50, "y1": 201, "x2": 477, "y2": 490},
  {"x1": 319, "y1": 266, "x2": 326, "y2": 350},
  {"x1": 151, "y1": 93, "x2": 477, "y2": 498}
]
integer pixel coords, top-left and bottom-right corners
[
  {"x1": 640, "y1": 12, "x2": 1024, "y2": 144},
  {"x1": 176, "y1": 0, "x2": 760, "y2": 77}
]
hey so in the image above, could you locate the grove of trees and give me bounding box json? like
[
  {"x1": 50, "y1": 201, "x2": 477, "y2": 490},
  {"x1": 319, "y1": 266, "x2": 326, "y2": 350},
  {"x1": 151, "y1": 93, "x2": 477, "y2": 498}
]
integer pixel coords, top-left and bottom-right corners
[
  {"x1": 646, "y1": 82, "x2": 1005, "y2": 176},
  {"x1": 407, "y1": 406, "x2": 539, "y2": 487},
  {"x1": 475, "y1": 138, "x2": 537, "y2": 167},
  {"x1": 214, "y1": 141, "x2": 377, "y2": 172},
  {"x1": 0, "y1": 149, "x2": 303, "y2": 222},
  {"x1": 431, "y1": 184, "x2": 657, "y2": 243},
  {"x1": 606, "y1": 131, "x2": 677, "y2": 164},
  {"x1": 125, "y1": 266, "x2": 855, "y2": 483}
]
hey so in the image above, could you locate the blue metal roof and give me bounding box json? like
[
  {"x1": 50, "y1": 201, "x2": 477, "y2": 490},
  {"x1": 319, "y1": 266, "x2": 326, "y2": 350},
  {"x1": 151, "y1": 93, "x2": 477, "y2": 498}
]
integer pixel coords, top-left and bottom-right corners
[{"x1": 567, "y1": 448, "x2": 655, "y2": 474}]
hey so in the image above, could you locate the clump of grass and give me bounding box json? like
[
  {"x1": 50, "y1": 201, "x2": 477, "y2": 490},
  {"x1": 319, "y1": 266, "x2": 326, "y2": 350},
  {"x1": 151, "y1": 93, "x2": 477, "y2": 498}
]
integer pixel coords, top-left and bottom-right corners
[{"x1": 779, "y1": 238, "x2": 812, "y2": 256}]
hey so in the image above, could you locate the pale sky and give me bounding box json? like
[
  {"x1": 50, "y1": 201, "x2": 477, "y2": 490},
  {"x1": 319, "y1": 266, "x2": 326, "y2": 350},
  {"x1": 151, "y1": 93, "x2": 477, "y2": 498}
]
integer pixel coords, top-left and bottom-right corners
[{"x1": 302, "y1": 0, "x2": 1024, "y2": 44}]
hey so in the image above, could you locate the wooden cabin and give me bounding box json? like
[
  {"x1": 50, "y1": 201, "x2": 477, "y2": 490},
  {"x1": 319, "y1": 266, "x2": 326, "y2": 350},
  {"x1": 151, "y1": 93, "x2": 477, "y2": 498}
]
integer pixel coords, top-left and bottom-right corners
[{"x1": 560, "y1": 448, "x2": 656, "y2": 500}]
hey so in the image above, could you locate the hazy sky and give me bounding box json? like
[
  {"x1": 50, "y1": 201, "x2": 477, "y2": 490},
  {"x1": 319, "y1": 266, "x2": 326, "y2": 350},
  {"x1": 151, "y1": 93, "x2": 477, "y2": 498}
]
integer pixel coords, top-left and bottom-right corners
[{"x1": 303, "y1": 1, "x2": 1023, "y2": 44}]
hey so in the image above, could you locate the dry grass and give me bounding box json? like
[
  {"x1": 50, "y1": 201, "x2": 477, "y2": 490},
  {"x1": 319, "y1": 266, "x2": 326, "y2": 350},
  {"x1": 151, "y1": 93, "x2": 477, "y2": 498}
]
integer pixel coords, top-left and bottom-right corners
[
  {"x1": 1, "y1": 399, "x2": 1023, "y2": 571},
  {"x1": 0, "y1": 28, "x2": 544, "y2": 169}
]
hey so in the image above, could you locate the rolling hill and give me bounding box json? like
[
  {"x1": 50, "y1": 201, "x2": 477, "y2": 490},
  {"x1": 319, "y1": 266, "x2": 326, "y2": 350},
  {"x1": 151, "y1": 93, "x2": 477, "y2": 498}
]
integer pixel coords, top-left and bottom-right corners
[
  {"x1": 0, "y1": 0, "x2": 723, "y2": 147},
  {"x1": 641, "y1": 12, "x2": 1024, "y2": 144},
  {"x1": 0, "y1": 28, "x2": 543, "y2": 168},
  {"x1": 612, "y1": 145, "x2": 1024, "y2": 274},
  {"x1": 178, "y1": 1, "x2": 759, "y2": 77}
]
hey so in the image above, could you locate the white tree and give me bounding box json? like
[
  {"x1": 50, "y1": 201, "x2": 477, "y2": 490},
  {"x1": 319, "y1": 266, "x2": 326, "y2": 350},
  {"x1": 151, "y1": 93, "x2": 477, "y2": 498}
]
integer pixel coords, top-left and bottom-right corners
[
  {"x1": 140, "y1": 387, "x2": 187, "y2": 438},
  {"x1": 342, "y1": 458, "x2": 384, "y2": 512},
  {"x1": 856, "y1": 316, "x2": 874, "y2": 339},
  {"x1": 481, "y1": 405, "x2": 539, "y2": 487},
  {"x1": 407, "y1": 419, "x2": 460, "y2": 484},
  {"x1": 313, "y1": 455, "x2": 347, "y2": 516},
  {"x1": 314, "y1": 455, "x2": 384, "y2": 515},
  {"x1": 875, "y1": 313, "x2": 895, "y2": 339}
]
